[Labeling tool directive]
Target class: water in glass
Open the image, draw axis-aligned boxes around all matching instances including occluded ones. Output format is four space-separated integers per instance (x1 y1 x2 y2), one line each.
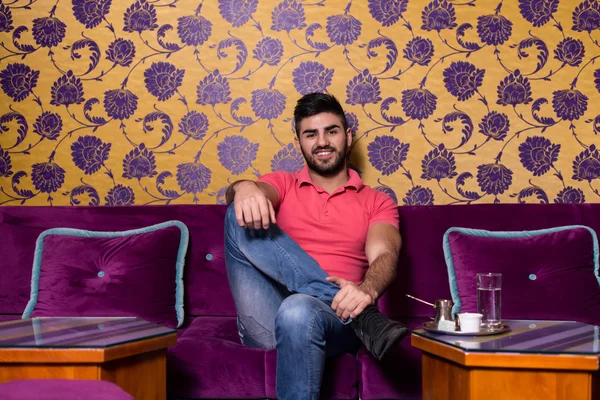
477 287 501 328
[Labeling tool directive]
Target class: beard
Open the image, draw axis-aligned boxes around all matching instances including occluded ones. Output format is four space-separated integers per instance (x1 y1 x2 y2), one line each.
300 142 348 177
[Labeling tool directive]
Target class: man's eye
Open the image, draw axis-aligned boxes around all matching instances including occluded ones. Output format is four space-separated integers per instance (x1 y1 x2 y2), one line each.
328 130 338 134
306 133 315 138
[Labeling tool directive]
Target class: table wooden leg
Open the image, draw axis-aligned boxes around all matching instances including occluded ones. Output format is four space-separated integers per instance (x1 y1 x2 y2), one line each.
0 364 98 382
100 349 167 400
422 353 597 400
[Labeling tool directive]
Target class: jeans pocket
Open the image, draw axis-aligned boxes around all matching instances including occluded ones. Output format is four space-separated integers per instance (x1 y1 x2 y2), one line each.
237 313 275 349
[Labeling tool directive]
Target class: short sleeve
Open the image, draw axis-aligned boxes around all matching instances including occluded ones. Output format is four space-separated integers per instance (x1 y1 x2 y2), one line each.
257 171 294 208
369 191 399 229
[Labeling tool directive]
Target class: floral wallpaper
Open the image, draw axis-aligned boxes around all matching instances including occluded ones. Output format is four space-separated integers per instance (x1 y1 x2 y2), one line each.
1 0 600 206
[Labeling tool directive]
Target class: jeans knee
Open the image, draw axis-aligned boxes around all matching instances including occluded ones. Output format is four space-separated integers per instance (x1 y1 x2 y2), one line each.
275 294 323 335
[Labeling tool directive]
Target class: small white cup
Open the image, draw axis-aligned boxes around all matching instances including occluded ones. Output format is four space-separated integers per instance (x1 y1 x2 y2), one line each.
457 313 482 333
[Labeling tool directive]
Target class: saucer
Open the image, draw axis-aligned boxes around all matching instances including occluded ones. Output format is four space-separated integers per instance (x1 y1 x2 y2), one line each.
422 321 511 336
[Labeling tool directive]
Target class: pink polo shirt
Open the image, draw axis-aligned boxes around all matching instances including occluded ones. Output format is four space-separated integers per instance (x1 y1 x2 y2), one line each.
257 167 399 285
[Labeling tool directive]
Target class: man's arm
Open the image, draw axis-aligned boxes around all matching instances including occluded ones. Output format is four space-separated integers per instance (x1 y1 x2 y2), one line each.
328 222 401 320
360 222 401 300
226 180 279 230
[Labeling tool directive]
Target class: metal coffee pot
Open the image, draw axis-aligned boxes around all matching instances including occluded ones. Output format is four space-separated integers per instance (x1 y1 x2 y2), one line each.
432 299 454 327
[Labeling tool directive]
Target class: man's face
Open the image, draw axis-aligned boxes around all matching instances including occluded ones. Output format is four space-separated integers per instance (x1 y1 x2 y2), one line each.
296 113 352 177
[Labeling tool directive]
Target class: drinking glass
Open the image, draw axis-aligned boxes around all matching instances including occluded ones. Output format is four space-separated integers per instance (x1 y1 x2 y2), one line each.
476 273 502 329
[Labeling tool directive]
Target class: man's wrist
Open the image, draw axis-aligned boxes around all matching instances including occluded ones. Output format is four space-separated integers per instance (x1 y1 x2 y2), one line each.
359 283 378 302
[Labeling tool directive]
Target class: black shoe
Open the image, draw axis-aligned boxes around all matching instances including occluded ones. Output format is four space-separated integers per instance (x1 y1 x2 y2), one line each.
351 305 408 361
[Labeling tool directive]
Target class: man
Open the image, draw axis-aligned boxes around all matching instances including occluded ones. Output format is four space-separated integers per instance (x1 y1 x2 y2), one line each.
224 93 407 400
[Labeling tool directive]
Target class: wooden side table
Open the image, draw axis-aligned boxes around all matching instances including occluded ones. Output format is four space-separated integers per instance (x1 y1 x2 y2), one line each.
0 317 177 400
412 320 600 400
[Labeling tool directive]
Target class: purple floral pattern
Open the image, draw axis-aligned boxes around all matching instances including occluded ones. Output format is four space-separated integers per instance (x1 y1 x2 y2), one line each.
105 185 135 205
326 13 362 46
442 61 485 101
402 88 437 120
32 17 67 47
477 163 513 195
271 0 306 32
552 89 588 121
479 112 510 141
104 89 138 120
554 38 585 67
122 143 157 180
72 0 112 29
218 135 259 175
106 39 136 67
404 37 434 66
346 70 382 106
0 149 12 178
421 144 457 181
497 70 533 106
477 14 512 46
32 162 66 193
219 0 258 27
33 112 62 140
196 71 232 106
254 37 284 66
403 186 434 206
179 111 208 140
572 145 600 182
71 135 111 175
0 4 14 33
555 187 585 204
292 61 333 95
177 162 211 197
271 143 304 172
143 62 184 101
0 64 39 102
251 88 286 119
421 0 457 32
50 71 85 106
572 0 600 33
177 15 212 46
2 1 600 206
518 136 560 176
368 135 409 176
369 0 407 27
519 0 558 27
123 0 158 33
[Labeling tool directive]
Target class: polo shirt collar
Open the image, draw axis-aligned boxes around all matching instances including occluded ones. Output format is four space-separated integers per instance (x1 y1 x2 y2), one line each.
297 166 364 191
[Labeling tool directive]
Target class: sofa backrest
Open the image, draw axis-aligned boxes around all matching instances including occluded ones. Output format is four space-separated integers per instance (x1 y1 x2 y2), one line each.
2 203 600 321
380 203 600 320
0 205 236 317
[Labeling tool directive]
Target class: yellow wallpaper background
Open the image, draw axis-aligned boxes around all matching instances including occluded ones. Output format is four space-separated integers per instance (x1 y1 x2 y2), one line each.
1 0 600 206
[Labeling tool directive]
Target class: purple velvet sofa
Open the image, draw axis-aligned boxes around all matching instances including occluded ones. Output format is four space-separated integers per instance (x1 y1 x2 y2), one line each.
1 203 599 399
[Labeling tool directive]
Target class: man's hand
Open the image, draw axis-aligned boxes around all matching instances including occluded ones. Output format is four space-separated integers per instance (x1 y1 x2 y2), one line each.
233 181 276 230
327 276 376 321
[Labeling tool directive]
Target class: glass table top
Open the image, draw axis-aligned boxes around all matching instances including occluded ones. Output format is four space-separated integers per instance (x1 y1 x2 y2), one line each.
0 317 175 348
413 320 600 355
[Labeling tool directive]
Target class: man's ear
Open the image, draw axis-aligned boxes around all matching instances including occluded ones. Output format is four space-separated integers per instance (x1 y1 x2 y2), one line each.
346 128 352 149
294 136 300 151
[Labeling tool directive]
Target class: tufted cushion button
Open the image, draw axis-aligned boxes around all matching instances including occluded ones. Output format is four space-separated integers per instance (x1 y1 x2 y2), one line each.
206 254 213 261
97 271 105 278
529 274 536 281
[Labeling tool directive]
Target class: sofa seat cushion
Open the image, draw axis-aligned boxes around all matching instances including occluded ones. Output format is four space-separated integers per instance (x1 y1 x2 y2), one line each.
168 316 359 399
443 225 600 324
359 318 426 400
0 379 133 400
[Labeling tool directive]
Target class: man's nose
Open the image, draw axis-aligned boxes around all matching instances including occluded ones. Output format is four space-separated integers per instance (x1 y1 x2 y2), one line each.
316 132 329 146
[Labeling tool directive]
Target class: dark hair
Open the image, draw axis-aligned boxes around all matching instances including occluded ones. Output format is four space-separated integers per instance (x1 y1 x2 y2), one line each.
293 93 347 137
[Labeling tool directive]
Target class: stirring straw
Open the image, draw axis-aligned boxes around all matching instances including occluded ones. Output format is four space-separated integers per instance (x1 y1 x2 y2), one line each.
405 294 436 308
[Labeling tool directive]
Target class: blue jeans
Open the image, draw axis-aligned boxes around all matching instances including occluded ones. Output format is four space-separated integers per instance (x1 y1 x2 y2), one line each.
224 205 361 400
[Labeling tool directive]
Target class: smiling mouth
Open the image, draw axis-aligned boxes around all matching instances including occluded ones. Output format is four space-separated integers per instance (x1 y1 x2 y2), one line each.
314 149 334 159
